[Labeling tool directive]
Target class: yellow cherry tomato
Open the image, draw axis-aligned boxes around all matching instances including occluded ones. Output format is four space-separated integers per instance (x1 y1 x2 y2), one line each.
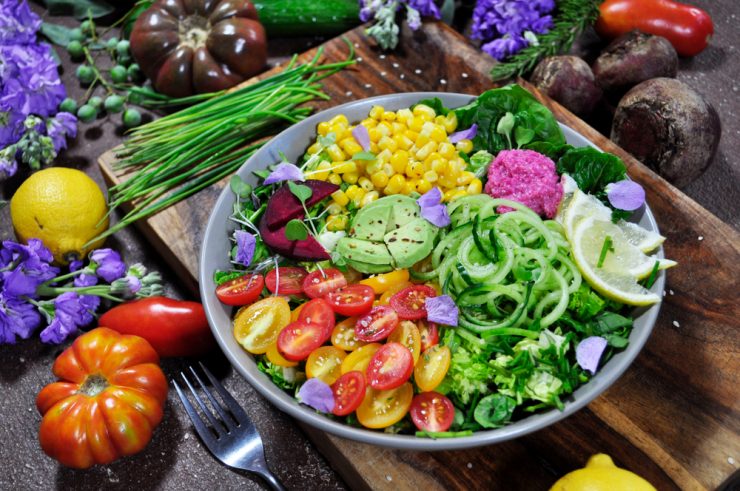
387 320 422 364
233 297 291 354
356 383 414 429
359 269 410 294
340 343 381 375
331 317 367 351
414 345 451 392
265 342 298 368
306 346 347 384
290 303 306 323
378 281 413 305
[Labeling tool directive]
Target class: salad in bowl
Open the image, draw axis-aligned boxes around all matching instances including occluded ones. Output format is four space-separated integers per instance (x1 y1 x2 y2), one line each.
199 85 673 449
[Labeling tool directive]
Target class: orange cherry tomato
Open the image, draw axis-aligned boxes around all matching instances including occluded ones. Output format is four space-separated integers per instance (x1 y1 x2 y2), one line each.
215 273 264 306
326 284 375 317
387 320 422 364
36 328 168 469
265 266 307 295
266 341 298 368
409 392 455 432
297 298 336 338
331 317 367 351
390 284 437 320
417 319 439 352
366 342 414 390
359 269 410 294
290 303 305 322
331 371 366 416
233 297 291 354
340 343 381 376
356 383 414 429
302 268 347 298
277 321 331 361
378 281 413 305
355 305 399 342
414 345 451 392
306 346 347 384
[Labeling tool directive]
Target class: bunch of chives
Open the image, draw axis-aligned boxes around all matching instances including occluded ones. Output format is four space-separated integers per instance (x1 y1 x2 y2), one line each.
88 46 354 245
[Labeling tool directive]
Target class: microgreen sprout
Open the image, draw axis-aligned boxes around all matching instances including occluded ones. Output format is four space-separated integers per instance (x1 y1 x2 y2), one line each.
597 235 614 268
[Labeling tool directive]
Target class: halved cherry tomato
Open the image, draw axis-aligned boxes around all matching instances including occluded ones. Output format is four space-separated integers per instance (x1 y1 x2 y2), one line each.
355 305 399 342
340 343 381 375
331 317 367 351
356 383 413 429
277 321 331 361
266 341 298 368
359 269 410 294
388 320 422 364
417 320 439 352
306 346 347 384
290 303 305 322
265 267 307 295
390 285 437 320
216 274 264 306
378 281 412 305
302 268 347 298
327 284 375 317
366 342 414 390
331 371 366 416
297 298 336 337
414 345 451 392
409 392 455 432
233 297 291 354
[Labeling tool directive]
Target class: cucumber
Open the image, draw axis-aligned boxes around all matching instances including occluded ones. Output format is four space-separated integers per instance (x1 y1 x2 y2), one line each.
254 0 361 37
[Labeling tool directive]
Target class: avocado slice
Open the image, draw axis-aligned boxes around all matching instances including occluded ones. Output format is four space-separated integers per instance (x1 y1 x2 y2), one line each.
349 200 393 241
386 194 421 231
384 218 436 269
346 259 395 274
336 237 393 265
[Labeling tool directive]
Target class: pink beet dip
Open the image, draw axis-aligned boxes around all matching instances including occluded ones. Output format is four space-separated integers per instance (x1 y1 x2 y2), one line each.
484 149 564 218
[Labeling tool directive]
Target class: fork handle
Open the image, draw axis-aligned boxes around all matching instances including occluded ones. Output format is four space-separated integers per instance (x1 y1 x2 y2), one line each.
255 469 286 491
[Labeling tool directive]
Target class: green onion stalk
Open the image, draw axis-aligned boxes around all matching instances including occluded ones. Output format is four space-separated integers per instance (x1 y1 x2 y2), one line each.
86 45 355 245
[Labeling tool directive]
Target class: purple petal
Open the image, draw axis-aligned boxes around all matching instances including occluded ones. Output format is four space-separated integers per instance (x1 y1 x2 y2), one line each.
297 377 335 413
425 295 458 326
263 163 304 185
576 336 608 375
421 204 451 228
351 125 371 151
606 180 645 211
417 186 443 208
90 249 126 283
234 230 256 267
449 124 478 143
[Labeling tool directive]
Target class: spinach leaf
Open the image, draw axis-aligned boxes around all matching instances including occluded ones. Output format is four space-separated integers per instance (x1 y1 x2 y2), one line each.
555 147 626 198
213 270 244 286
524 141 574 160
473 394 516 428
413 97 450 116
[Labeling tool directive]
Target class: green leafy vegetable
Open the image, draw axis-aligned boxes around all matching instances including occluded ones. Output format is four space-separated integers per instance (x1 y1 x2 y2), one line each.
413 97 451 117
524 141 574 160
257 358 303 390
597 235 614 268
230 175 253 199
351 151 376 161
285 219 308 241
213 270 246 286
42 0 115 19
40 22 77 47
288 180 313 204
468 150 494 178
556 147 627 198
473 394 516 428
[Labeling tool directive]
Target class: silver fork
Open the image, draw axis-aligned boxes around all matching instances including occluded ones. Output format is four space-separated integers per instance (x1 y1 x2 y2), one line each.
174 363 286 491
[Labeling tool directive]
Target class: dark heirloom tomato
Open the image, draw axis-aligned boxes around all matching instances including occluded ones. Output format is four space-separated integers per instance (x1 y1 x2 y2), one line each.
130 0 267 97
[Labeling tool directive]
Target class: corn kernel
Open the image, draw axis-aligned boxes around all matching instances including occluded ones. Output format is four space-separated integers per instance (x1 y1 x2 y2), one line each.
352 189 366 206
456 139 473 154
333 161 356 174
432 159 448 174
382 111 397 122
437 142 456 159
468 179 483 195
331 190 349 206
443 113 458 133
390 150 409 173
340 138 363 157
377 149 393 163
424 170 439 183
423 152 442 168
404 130 419 141
369 105 385 120
458 171 475 185
361 118 377 129
416 179 432 194
391 122 406 135
430 126 447 143
326 144 346 162
405 161 424 179
413 104 436 120
396 108 413 124
421 121 436 135
446 190 467 202
311 160 332 180
329 114 349 127
434 115 446 126
377 122 392 137
317 121 331 136
343 172 359 184
307 142 322 155
359 176 374 192
393 134 413 151
402 180 416 195
368 128 382 143
329 124 347 140
366 160 383 175
382 163 394 176
371 171 389 188
385 174 406 194
361 191 380 207
370 142 380 154
328 173 342 185
408 117 424 132
415 141 437 161
327 203 343 215
345 185 361 200
378 135 398 153
326 215 347 231
415 132 431 148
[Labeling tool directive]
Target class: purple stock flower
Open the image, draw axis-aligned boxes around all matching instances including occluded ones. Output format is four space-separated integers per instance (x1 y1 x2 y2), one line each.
0 0 42 45
576 336 608 375
263 162 304 185
407 0 440 18
417 187 451 228
351 124 371 151
297 378 335 413
1 43 66 118
91 249 127 283
449 124 478 143
482 34 529 61
39 292 90 343
234 230 256 267
0 292 41 343
46 112 77 152
0 152 18 179
471 0 555 60
606 180 645 211
74 272 100 323
425 295 458 326
0 239 58 298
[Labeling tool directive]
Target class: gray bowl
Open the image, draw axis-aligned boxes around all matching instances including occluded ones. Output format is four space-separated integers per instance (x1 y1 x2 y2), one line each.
199 92 664 450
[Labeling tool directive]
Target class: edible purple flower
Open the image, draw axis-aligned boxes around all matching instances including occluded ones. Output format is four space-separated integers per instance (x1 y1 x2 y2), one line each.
482 34 529 61
606 180 645 211
90 248 127 283
46 112 78 152
39 293 88 344
576 336 608 375
351 124 371 151
0 292 41 343
449 124 478 143
111 275 142 299
73 271 100 324
297 378 335 413
425 295 458 326
263 162 304 185
417 187 450 228
234 230 256 267
0 0 41 45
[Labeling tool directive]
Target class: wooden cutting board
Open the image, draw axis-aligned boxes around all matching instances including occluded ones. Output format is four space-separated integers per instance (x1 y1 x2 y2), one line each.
99 22 740 491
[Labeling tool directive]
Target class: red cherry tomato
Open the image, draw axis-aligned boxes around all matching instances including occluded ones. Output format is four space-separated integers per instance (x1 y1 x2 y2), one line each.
418 320 439 352
390 285 437 320
409 392 455 432
297 298 336 337
302 268 348 298
277 321 331 361
354 305 399 342
215 274 264 306
366 342 414 390
331 371 367 416
326 284 375 317
265 267 307 295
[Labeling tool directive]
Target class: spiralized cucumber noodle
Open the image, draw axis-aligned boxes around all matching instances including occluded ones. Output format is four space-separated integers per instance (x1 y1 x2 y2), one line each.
413 195 582 337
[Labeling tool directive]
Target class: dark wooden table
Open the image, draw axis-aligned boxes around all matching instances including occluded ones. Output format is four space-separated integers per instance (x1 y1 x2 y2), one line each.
1 1 738 490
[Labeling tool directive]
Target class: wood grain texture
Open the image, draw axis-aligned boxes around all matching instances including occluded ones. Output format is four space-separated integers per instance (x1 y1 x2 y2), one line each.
99 22 740 491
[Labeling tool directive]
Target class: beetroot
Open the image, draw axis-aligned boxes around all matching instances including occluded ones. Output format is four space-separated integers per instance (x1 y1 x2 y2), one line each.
259 216 330 261
264 180 338 231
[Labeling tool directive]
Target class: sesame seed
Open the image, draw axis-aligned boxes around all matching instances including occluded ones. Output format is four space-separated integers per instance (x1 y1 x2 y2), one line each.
392 62 400 68
662 290 666 297
354 43 359 48
672 320 680 328
345 91 353 97
400 74 405 79
698 236 704 241
357 57 363 62
364 83 372 89
729 457 736 465
462 72 469 78
381 71 387 77
440 79 447 85
669 289 674 295
380 54 386 59
386 475 393 482
415 69 422 74
467 462 473 469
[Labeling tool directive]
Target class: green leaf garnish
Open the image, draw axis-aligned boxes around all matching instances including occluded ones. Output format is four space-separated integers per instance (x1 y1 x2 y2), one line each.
352 151 376 161
287 180 312 204
285 219 308 241
318 132 336 148
597 235 614 268
229 175 253 198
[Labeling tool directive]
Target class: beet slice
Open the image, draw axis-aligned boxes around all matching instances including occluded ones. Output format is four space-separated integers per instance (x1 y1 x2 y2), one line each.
264 180 339 231
259 216 330 261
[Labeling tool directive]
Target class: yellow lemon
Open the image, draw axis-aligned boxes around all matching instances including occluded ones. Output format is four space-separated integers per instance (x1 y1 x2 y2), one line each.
10 168 109 264
550 454 656 491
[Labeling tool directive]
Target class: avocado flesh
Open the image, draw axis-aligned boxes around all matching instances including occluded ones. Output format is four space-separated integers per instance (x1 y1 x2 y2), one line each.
349 201 392 241
336 237 393 265
384 218 436 269
346 259 394 274
385 195 420 230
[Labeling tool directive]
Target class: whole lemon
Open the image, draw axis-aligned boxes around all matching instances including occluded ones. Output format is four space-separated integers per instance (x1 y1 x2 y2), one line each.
10 168 109 264
550 454 656 491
